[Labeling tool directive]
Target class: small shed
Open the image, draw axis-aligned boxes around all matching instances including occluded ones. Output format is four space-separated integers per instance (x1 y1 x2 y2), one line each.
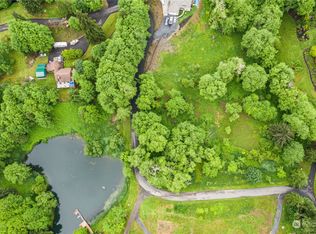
35 64 47 78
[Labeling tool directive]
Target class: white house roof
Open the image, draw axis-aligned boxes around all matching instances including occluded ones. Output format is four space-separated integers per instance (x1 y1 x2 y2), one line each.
160 0 193 16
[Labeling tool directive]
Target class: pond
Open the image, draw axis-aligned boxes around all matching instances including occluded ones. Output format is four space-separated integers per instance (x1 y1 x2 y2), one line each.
26 136 124 234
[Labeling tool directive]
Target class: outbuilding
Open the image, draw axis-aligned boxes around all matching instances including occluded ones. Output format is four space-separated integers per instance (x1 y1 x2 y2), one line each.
35 64 47 79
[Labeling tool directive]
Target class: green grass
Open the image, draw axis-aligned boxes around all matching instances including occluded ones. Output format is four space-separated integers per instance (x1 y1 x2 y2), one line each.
50 26 84 42
0 1 73 25
131 196 277 234
0 53 49 85
278 14 316 100
102 12 119 38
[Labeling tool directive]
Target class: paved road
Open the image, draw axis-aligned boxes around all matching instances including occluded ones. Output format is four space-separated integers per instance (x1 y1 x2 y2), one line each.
271 194 285 234
135 169 294 201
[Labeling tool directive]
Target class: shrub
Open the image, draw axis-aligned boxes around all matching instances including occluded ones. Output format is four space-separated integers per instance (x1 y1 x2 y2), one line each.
0 0 10 9
3 163 31 184
73 0 103 13
282 141 304 167
310 45 316 58
289 169 308 189
245 167 262 183
68 16 81 31
62 49 83 60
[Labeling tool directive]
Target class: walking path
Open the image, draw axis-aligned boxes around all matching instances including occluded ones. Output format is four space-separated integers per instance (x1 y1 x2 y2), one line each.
271 194 285 234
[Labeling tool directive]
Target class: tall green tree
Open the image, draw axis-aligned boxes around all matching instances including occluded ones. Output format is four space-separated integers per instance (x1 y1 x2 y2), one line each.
240 64 268 92
268 123 294 148
199 73 227 102
282 141 304 167
3 163 31 184
241 27 278 68
9 20 54 54
19 0 44 14
77 12 105 44
0 41 14 76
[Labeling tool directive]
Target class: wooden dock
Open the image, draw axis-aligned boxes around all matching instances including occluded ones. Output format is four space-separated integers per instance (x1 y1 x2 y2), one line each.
73 209 94 234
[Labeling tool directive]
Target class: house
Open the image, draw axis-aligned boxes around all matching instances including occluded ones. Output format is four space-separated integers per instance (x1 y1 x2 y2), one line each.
55 68 75 88
35 64 47 79
46 58 75 89
160 0 193 16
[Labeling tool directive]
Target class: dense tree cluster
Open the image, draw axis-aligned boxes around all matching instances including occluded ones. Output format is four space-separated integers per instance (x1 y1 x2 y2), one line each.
199 57 245 101
165 89 193 119
136 73 163 111
9 20 54 54
77 12 105 44
243 94 277 122
0 0 10 9
18 0 44 14
240 64 268 92
73 0 103 13
270 63 316 140
96 0 150 120
0 84 58 160
3 163 31 184
284 193 316 232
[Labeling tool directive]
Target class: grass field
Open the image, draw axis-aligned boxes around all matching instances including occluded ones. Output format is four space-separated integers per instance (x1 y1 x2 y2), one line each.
278 14 316 100
102 12 119 38
130 196 277 234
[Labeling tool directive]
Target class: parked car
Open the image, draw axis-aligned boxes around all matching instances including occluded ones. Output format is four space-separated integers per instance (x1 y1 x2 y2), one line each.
70 39 79 46
165 17 169 26
53 42 67 48
169 16 174 25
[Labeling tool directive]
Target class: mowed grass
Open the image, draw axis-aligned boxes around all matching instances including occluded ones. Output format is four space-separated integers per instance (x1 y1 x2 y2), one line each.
131 196 277 234
0 1 73 25
102 12 119 38
278 14 316 100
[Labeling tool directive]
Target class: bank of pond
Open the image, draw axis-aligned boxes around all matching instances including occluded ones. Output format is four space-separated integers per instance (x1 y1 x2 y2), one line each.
26 136 124 234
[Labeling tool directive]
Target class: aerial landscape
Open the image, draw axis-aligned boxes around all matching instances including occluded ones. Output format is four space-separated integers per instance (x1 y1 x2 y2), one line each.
0 0 315 233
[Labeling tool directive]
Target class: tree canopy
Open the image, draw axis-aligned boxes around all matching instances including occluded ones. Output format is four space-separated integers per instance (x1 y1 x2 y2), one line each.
9 20 54 54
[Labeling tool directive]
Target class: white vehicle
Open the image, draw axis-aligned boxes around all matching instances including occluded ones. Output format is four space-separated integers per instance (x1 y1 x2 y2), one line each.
169 16 174 25
164 17 169 26
53 42 67 48
70 39 79 46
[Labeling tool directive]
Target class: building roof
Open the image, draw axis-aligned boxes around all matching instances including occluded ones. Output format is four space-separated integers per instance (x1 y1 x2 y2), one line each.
55 68 72 83
47 60 63 73
161 0 193 16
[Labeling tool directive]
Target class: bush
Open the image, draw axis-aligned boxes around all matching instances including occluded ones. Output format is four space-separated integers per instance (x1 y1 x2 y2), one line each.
62 49 83 60
282 141 304 167
289 169 308 189
0 0 10 9
103 205 127 233
73 0 103 13
310 45 316 58
3 163 32 184
245 167 262 184
68 16 81 31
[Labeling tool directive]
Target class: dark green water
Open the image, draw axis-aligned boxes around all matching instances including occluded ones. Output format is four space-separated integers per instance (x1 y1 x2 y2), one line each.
26 136 124 234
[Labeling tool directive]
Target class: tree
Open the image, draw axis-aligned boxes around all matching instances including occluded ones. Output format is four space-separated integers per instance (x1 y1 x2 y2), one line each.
240 64 268 92
32 175 48 195
68 16 81 31
268 123 294 148
19 0 44 14
286 0 316 16
103 205 126 234
138 122 170 152
137 73 163 111
252 3 283 35
96 0 150 117
208 0 257 34
77 12 105 44
199 73 227 102
225 102 242 122
310 45 316 58
73 0 103 13
241 27 278 68
0 193 57 233
61 49 83 60
0 0 10 10
165 89 193 118
3 163 31 184
289 169 308 188
132 111 162 135
74 228 89 234
282 141 304 167
9 20 54 54
216 57 245 83
202 148 223 178
245 167 262 183
243 94 277 122
0 41 14 76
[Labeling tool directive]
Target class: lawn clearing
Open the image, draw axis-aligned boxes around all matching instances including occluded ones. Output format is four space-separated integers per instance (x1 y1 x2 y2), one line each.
132 196 277 234
278 14 316 100
102 12 119 38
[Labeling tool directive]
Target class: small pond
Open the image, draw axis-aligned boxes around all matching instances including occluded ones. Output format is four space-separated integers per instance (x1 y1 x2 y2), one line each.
26 136 124 234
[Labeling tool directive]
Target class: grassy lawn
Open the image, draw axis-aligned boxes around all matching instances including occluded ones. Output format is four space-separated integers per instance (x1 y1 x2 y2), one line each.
131 196 277 234
92 175 139 233
0 1 73 25
50 26 84 42
278 14 316 100
0 52 50 85
102 12 119 38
